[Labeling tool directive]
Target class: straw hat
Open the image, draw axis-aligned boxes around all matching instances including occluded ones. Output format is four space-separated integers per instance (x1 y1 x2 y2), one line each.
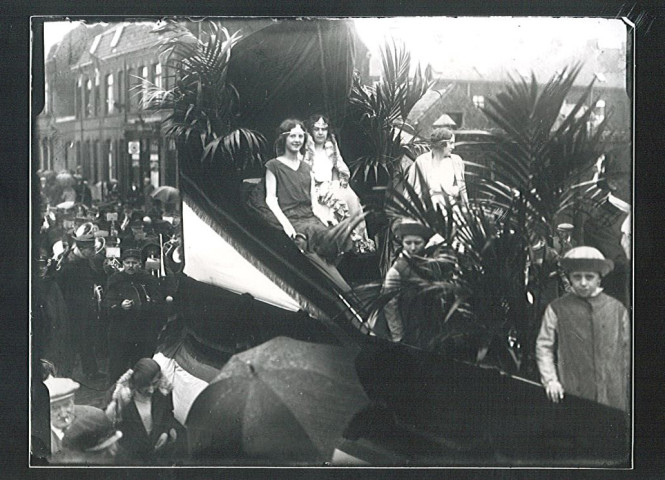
44 377 80 403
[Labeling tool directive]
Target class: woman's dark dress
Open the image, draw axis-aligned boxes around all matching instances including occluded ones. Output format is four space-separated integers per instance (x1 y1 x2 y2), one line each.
247 158 327 243
116 392 182 462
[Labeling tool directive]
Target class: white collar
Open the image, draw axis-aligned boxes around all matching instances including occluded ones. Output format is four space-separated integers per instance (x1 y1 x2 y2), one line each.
587 287 604 298
51 425 65 440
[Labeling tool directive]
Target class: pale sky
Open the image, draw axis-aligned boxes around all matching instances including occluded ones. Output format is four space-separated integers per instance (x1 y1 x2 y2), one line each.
42 17 628 74
354 17 627 69
43 19 81 57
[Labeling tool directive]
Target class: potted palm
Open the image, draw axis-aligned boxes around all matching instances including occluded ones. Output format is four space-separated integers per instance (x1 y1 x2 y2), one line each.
347 39 434 190
142 20 266 203
368 64 612 377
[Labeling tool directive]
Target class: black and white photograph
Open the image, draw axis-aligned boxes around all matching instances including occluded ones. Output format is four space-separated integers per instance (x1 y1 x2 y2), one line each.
29 15 635 468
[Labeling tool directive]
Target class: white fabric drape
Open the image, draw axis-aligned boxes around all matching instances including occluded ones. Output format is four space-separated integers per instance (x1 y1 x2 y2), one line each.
181 201 301 312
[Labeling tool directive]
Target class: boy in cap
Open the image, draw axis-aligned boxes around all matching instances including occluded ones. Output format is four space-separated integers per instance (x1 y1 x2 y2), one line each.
535 246 630 411
375 220 438 344
406 127 469 210
43 376 80 455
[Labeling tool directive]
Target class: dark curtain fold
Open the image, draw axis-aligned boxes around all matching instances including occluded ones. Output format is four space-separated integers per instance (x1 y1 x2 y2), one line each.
228 18 357 151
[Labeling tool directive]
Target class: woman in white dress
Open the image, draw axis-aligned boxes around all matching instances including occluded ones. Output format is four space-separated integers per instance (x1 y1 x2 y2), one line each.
304 114 374 254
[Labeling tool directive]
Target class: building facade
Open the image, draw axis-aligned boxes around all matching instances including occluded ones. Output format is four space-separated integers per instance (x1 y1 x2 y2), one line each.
36 22 178 200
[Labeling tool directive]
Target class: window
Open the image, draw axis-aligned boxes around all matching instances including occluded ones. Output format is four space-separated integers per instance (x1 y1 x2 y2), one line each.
140 65 149 109
472 95 485 109
83 140 91 180
93 70 101 117
105 74 114 114
44 81 49 114
85 78 92 117
75 141 81 169
42 138 49 171
127 68 135 111
153 63 162 89
117 70 123 108
108 139 116 181
74 78 81 118
93 140 100 183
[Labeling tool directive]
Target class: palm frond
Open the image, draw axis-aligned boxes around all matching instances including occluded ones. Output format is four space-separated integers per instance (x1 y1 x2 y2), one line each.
149 20 264 170
347 40 434 184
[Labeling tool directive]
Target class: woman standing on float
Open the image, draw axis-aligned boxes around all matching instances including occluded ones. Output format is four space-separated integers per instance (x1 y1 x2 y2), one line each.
304 114 374 254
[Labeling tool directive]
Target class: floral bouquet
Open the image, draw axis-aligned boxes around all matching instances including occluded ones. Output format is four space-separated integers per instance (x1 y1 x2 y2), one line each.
316 182 350 224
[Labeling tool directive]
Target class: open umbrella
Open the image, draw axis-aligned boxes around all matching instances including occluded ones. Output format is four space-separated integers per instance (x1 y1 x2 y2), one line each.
185 336 369 464
151 186 180 204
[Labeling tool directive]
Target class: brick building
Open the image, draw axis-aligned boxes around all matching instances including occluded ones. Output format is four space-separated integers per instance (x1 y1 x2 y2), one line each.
35 22 178 200
404 37 630 140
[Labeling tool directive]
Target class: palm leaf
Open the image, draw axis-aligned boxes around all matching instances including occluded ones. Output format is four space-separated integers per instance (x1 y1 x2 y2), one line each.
149 19 264 171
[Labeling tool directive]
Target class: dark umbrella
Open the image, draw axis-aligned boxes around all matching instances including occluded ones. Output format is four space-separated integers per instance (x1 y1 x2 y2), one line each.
185 336 369 464
151 186 180 204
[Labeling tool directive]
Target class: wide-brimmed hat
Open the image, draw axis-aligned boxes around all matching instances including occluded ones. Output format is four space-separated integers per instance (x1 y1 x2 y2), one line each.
394 220 434 241
62 406 123 452
44 377 80 403
71 222 102 244
558 246 614 276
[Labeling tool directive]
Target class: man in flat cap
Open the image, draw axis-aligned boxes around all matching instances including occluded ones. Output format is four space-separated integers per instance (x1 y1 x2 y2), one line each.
44 376 80 456
105 247 166 384
406 127 469 211
536 246 630 412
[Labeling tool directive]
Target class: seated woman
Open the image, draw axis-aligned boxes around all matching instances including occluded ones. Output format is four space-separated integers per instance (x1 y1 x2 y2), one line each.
305 114 374 254
105 358 182 463
247 118 351 261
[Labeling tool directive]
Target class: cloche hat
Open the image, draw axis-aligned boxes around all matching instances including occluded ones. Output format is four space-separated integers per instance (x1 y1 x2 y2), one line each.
558 246 614 276
394 220 434 241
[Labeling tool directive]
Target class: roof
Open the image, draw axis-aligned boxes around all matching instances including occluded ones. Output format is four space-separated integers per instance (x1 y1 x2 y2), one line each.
407 87 453 122
74 23 166 67
432 113 457 128
430 41 626 90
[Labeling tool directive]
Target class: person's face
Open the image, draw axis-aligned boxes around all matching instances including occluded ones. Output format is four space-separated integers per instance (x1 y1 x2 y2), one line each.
122 257 141 275
402 235 426 256
284 126 305 154
77 243 96 259
442 137 455 155
557 231 572 244
135 375 160 398
311 119 329 145
50 397 75 430
569 271 602 298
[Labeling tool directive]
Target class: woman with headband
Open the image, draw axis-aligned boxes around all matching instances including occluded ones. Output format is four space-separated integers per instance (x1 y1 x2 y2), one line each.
304 114 374 254
247 118 339 258
406 127 469 210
